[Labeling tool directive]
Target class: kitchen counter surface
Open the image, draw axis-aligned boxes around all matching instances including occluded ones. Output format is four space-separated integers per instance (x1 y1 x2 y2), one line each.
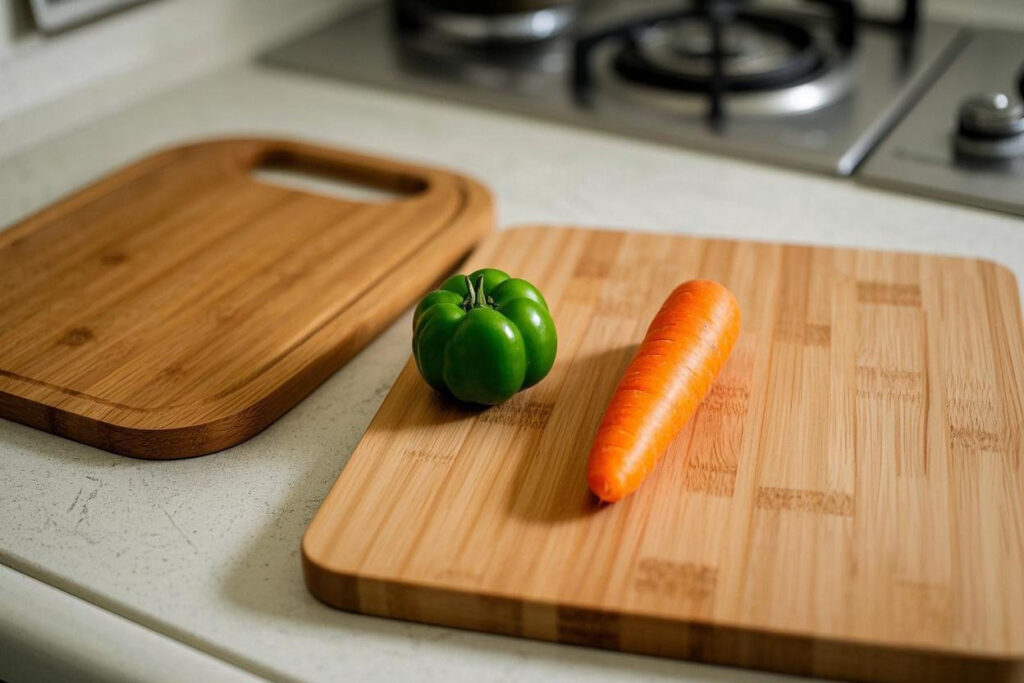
2 51 1023 682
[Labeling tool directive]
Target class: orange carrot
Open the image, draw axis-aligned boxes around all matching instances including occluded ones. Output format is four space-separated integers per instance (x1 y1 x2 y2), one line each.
587 280 741 503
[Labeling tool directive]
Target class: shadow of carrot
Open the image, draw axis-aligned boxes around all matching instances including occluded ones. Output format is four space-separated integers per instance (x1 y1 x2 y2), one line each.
504 344 637 524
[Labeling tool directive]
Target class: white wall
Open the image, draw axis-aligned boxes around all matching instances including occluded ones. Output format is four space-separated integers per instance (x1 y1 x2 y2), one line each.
0 0 356 122
0 0 33 58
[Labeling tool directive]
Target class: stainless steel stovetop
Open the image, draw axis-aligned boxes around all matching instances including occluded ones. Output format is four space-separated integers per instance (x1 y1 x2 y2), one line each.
263 1 1024 216
860 29 1024 217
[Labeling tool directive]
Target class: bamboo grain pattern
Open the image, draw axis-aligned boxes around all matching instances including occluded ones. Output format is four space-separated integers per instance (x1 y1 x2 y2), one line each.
304 226 1024 682
0 139 493 458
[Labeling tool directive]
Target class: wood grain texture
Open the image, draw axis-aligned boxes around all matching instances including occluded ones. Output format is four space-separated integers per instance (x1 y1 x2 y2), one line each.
304 226 1024 682
0 138 493 458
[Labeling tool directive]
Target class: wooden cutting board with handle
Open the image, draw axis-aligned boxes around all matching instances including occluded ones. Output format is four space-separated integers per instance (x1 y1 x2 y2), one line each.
0 138 492 458
304 226 1024 682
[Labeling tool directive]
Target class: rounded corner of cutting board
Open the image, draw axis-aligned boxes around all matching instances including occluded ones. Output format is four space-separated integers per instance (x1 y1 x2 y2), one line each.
981 256 1023 288
301 532 362 612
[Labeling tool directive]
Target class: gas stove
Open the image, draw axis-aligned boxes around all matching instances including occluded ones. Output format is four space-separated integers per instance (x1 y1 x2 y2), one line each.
264 0 1024 216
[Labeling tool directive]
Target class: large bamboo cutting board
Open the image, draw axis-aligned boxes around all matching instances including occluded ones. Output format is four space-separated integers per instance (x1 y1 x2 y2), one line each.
304 226 1024 682
0 139 491 458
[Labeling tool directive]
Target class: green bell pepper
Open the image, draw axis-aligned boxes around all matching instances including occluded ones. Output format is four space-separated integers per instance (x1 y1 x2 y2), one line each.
412 268 557 405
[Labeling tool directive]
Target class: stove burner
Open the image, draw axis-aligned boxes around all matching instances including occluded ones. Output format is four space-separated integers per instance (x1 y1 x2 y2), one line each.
592 37 851 118
574 2 858 120
401 0 575 43
614 14 825 93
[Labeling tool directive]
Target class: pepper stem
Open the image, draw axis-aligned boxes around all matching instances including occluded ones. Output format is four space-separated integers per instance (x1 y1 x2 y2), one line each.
474 275 487 309
461 274 494 311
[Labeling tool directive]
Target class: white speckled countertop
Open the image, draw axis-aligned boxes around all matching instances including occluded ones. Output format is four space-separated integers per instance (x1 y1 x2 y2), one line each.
1 45 1023 683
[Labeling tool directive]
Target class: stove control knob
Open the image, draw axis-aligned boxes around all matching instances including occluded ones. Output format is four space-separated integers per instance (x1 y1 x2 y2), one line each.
955 92 1024 159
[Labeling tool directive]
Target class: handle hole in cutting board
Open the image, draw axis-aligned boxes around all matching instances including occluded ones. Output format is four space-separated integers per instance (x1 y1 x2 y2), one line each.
251 150 427 203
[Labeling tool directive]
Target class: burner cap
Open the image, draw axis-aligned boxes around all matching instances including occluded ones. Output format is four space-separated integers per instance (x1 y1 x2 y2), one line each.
613 13 826 92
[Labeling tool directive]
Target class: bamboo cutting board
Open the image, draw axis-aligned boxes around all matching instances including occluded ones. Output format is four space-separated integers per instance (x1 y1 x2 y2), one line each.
304 226 1024 682
0 139 492 458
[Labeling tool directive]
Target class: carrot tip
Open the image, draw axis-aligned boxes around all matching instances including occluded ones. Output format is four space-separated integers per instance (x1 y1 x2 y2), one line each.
587 472 628 503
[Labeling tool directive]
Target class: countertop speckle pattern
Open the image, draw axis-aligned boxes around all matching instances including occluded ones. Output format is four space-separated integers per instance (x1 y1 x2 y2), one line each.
1 61 1022 682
